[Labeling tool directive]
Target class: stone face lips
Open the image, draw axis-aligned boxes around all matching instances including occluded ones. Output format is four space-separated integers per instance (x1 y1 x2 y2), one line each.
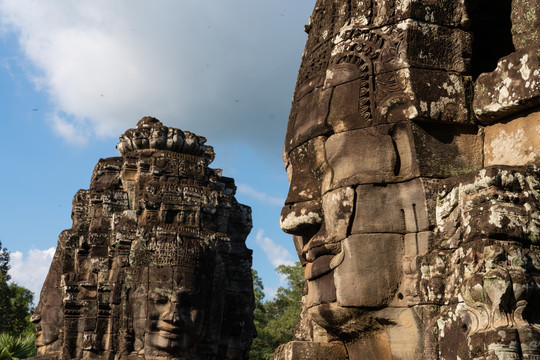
276 0 540 359
31 117 255 360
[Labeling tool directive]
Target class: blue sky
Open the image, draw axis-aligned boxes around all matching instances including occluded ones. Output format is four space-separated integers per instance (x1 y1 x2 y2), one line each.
0 0 315 300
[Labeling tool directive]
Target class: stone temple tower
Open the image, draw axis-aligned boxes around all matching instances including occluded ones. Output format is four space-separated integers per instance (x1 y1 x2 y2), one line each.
31 117 255 360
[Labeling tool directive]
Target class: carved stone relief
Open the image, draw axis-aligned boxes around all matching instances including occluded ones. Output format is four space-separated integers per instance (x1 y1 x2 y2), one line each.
276 1 540 359
31 117 255 360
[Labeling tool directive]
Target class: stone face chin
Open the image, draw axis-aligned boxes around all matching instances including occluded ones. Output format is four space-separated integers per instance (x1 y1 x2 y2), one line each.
31 118 255 360
275 0 540 359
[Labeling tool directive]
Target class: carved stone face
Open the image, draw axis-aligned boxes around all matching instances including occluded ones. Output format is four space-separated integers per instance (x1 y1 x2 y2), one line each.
128 265 210 356
279 9 480 339
280 47 422 330
277 0 540 357
32 287 63 353
280 127 408 333
145 272 205 351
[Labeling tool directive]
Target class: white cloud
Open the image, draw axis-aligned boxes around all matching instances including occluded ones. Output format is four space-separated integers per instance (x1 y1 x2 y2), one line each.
49 113 89 146
0 0 309 150
237 183 285 207
255 229 294 268
9 248 55 300
255 229 295 299
264 286 278 300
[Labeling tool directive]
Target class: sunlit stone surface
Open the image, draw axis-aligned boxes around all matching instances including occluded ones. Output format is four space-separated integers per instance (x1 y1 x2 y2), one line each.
275 1 540 359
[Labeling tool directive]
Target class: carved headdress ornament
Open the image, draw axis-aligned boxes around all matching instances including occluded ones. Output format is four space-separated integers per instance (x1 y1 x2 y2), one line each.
116 117 215 163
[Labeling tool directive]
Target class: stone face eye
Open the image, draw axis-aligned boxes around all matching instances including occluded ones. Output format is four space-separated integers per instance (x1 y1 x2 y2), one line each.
150 293 168 304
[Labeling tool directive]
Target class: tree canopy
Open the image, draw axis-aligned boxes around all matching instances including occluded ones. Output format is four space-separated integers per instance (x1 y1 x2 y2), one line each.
250 262 304 360
0 242 10 282
0 240 35 337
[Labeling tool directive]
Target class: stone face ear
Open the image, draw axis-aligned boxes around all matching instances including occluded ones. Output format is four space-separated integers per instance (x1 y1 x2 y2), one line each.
351 179 433 234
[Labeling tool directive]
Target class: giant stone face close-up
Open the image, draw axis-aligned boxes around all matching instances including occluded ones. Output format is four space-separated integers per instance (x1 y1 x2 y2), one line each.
276 0 540 359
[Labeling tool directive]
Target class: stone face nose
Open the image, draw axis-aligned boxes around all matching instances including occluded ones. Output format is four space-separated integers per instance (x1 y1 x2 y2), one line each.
280 199 322 236
172 313 183 326
161 301 179 322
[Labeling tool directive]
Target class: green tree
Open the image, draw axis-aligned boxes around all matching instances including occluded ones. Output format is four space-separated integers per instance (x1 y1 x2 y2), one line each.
0 240 12 334
0 241 35 337
0 273 11 333
250 262 304 360
6 284 35 336
0 242 10 282
252 269 266 331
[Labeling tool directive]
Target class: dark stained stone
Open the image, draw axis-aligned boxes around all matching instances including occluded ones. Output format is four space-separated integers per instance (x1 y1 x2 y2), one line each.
474 48 540 124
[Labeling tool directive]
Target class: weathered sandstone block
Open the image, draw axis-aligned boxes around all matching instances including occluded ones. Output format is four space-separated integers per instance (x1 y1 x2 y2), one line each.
375 68 473 125
351 179 434 234
334 234 404 307
474 49 540 124
284 136 327 204
271 341 347 360
284 88 332 154
484 110 540 166
511 0 540 51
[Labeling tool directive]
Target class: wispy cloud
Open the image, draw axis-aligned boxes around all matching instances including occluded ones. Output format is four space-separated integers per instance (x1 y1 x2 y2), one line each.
0 0 308 151
237 183 285 207
9 248 55 300
255 229 296 299
264 286 278 300
49 113 89 146
255 229 294 268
